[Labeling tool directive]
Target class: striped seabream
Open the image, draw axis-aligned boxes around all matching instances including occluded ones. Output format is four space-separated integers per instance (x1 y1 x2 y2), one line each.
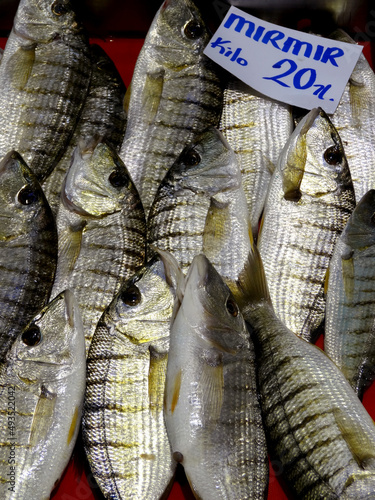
325 189 375 399
42 43 127 214
119 0 224 215
51 138 146 354
164 254 268 500
0 0 91 181
219 77 293 239
0 290 86 499
147 127 252 292
257 107 355 342
238 245 375 499
83 256 176 500
0 151 57 362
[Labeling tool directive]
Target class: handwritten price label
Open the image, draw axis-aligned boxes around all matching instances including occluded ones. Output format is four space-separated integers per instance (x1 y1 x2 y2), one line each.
204 7 363 113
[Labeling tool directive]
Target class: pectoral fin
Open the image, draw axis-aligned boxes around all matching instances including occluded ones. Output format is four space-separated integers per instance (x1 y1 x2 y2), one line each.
29 385 57 446
58 221 86 276
198 355 224 426
148 351 168 416
142 70 165 123
7 45 36 90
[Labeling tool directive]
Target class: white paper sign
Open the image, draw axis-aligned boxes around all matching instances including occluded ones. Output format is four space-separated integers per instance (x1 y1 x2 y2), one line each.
204 7 363 113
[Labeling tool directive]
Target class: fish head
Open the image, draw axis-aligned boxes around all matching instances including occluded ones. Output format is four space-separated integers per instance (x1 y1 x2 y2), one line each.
14 0 83 43
164 127 241 197
179 254 249 354
62 137 142 217
149 0 211 66
0 151 50 240
281 107 352 202
8 290 85 386
343 189 375 249
106 256 175 346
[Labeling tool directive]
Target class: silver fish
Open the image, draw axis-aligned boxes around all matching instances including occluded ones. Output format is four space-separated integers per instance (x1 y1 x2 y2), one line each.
51 138 146 354
83 256 176 500
329 30 375 202
0 0 91 181
42 43 127 214
219 77 293 239
147 127 252 292
164 253 268 500
0 150 57 361
237 245 375 500
0 290 86 499
257 107 355 342
325 189 375 399
120 0 224 215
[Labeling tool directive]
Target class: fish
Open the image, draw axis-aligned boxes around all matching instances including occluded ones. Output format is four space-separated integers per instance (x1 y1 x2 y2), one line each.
325 189 375 399
0 0 92 182
119 0 224 215
257 107 355 342
329 30 375 202
147 127 253 292
0 150 57 362
51 137 146 354
164 253 269 500
236 244 375 500
83 256 176 500
42 43 127 214
0 289 86 499
219 77 293 239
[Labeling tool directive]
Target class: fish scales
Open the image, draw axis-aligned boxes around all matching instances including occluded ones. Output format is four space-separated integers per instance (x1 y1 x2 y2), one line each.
120 0 224 215
238 246 375 499
0 151 57 361
257 107 355 341
148 127 252 291
0 290 86 499
0 0 92 182
83 258 176 499
329 30 375 202
51 140 146 354
164 254 268 500
219 78 293 238
325 189 375 398
42 44 127 214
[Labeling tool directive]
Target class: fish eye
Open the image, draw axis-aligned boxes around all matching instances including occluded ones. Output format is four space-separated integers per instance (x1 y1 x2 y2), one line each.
226 298 238 317
108 169 128 188
51 0 69 16
120 285 142 306
17 185 38 205
324 146 343 165
21 324 42 346
184 20 204 40
181 148 201 167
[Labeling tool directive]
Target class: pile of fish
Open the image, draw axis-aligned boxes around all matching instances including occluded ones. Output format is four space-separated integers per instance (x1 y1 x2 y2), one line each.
0 0 375 499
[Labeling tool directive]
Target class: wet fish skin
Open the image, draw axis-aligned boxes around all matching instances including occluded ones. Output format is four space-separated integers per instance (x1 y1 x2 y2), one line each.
325 189 375 399
42 43 127 214
0 0 91 181
329 30 375 202
147 127 252 291
83 256 176 500
237 246 375 500
257 107 355 342
219 77 293 239
0 290 86 499
0 150 57 362
51 138 146 354
120 0 224 215
164 254 269 500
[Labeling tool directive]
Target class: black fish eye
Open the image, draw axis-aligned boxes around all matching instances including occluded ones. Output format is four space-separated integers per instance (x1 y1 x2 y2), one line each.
184 20 203 39
181 148 201 167
324 146 343 165
17 185 38 205
51 0 69 15
120 285 141 306
226 298 238 317
21 324 42 346
108 169 128 188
